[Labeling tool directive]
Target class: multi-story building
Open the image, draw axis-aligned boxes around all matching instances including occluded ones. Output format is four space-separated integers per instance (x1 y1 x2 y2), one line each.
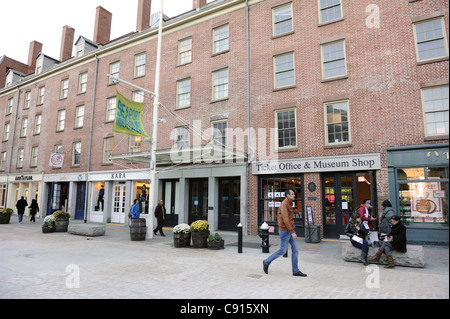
1 0 448 244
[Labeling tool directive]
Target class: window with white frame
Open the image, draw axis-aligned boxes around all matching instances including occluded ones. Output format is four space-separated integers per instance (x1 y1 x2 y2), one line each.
319 0 342 24
78 72 88 94
17 148 24 168
321 40 347 79
37 87 45 105
212 68 229 100
129 136 142 153
109 61 120 84
3 123 10 141
57 109 66 131
60 79 69 99
36 56 43 75
76 43 84 58
24 91 31 109
7 98 13 115
274 52 295 89
0 152 6 171
20 118 28 137
421 85 449 136
213 24 229 54
134 53 146 77
103 137 114 164
72 142 81 165
275 108 297 149
132 90 145 103
273 3 293 36
324 100 351 145
178 37 192 65
55 144 63 154
176 126 189 148
75 105 85 128
212 120 228 147
31 146 38 167
177 78 191 108
34 114 42 135
413 17 449 62
106 97 116 122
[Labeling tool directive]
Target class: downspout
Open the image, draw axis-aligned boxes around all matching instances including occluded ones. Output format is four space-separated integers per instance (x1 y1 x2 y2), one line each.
4 87 21 209
84 54 99 223
245 0 255 235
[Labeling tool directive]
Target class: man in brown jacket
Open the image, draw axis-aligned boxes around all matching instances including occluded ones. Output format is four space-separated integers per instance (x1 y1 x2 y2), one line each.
263 189 307 277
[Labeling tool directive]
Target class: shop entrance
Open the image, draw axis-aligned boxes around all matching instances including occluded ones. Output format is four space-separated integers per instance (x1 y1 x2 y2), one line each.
111 182 126 224
189 178 208 224
218 177 241 231
47 182 69 215
163 179 179 227
322 172 376 238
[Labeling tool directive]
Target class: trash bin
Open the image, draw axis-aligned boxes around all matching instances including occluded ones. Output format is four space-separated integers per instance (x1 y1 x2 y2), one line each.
305 225 321 243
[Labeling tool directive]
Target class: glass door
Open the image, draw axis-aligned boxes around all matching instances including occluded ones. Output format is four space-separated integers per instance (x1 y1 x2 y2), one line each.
163 180 179 227
218 177 241 231
189 179 208 224
111 183 126 224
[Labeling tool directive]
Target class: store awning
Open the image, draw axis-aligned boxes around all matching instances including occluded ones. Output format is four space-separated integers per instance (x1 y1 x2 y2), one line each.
108 145 247 166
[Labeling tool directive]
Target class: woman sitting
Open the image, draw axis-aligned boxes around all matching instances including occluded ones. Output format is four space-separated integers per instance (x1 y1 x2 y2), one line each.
345 212 369 266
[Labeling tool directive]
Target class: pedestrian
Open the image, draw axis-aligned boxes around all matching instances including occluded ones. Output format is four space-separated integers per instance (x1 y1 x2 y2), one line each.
29 199 39 223
131 199 140 218
357 199 376 231
379 200 395 235
345 212 369 265
371 216 407 268
153 199 166 236
263 189 307 277
16 196 28 224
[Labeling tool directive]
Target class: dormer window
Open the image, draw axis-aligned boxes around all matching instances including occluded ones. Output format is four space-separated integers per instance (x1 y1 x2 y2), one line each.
76 43 84 58
36 55 43 75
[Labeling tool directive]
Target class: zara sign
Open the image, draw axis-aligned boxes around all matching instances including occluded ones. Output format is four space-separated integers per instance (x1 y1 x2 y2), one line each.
252 153 381 175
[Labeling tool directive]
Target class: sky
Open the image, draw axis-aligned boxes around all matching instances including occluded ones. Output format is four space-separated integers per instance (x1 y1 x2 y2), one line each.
0 0 211 64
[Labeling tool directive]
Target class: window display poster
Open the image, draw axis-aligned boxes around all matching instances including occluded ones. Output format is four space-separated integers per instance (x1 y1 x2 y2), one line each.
410 182 442 218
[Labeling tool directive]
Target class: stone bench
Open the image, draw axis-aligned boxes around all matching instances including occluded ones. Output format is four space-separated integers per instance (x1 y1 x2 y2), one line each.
68 224 106 237
342 242 425 268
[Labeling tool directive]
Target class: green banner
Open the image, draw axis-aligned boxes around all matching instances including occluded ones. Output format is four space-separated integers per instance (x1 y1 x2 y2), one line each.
113 92 149 137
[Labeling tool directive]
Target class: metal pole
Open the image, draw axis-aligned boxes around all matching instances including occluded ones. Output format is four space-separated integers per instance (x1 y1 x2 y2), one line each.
147 0 164 239
237 223 243 253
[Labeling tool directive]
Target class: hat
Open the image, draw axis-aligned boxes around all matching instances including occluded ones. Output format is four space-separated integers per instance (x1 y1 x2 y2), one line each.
391 216 400 221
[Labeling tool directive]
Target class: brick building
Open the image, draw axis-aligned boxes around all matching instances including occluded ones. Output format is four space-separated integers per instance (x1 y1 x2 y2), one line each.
0 0 448 244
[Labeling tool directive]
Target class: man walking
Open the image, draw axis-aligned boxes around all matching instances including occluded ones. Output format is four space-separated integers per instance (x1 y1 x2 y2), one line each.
153 199 166 236
16 196 28 224
263 189 307 277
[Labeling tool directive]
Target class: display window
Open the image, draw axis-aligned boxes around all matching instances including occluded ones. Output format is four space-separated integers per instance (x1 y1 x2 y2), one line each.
397 167 448 224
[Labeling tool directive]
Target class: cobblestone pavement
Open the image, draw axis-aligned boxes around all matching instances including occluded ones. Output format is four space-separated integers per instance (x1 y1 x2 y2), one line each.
0 217 448 301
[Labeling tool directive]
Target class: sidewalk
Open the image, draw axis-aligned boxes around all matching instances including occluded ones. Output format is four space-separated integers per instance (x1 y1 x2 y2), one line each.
0 216 448 299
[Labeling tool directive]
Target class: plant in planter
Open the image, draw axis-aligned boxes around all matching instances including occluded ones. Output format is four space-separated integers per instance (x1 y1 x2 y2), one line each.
207 232 225 250
0 208 14 224
42 215 56 233
190 220 210 248
52 210 71 232
173 223 191 248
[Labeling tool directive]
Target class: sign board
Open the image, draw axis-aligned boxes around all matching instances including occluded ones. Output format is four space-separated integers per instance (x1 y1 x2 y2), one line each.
49 153 64 168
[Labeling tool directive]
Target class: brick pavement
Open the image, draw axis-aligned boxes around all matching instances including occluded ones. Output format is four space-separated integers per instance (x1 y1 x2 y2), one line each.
0 217 448 301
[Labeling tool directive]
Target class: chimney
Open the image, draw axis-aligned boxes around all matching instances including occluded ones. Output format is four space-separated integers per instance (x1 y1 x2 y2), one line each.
193 0 207 10
93 6 112 45
59 25 75 62
137 0 151 31
27 40 43 74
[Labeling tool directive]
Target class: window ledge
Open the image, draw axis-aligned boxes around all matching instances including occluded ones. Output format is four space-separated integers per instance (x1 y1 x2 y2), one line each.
318 17 344 27
321 75 348 83
416 56 449 66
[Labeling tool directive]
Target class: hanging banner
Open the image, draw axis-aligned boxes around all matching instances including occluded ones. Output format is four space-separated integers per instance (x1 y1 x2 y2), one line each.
113 92 149 137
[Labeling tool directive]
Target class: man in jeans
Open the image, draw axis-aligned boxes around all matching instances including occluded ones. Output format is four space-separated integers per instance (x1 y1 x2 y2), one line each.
263 189 307 277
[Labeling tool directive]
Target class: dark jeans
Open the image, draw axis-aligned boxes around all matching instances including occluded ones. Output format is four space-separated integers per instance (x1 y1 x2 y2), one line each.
30 213 36 222
351 238 369 254
153 218 165 235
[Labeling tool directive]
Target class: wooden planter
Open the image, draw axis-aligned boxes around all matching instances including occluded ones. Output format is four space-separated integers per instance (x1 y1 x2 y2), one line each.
42 225 55 233
191 231 210 248
173 233 191 248
130 218 146 241
207 240 225 250
0 214 11 224
55 219 69 232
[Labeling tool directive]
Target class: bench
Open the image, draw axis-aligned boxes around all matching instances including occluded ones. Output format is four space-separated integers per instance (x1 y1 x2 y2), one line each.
68 224 106 237
342 242 425 268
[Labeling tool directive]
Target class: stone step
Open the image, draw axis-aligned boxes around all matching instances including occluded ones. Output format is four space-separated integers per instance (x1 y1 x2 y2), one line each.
68 224 106 237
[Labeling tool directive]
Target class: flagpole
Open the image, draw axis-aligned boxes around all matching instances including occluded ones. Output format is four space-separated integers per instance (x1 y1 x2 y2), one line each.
147 0 164 239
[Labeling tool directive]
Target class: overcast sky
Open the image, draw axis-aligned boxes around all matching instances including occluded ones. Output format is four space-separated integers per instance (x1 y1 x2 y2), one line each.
1 0 210 64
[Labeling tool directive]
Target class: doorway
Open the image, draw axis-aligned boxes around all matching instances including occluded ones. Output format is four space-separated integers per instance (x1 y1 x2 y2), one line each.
218 177 241 231
322 172 376 238
189 178 208 224
111 182 126 224
163 179 179 227
47 182 69 216
75 182 85 220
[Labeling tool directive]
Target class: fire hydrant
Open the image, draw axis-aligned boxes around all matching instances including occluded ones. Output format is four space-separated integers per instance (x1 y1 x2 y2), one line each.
259 222 271 253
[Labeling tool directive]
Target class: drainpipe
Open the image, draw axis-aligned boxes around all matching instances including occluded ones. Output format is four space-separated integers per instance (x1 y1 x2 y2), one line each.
245 0 255 236
4 87 22 210
84 54 99 223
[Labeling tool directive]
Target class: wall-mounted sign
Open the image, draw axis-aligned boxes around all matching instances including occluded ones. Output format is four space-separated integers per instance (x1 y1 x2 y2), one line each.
49 153 64 168
252 153 381 175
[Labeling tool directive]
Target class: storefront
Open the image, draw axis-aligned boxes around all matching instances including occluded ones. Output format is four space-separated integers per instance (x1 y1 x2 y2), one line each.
387 144 449 244
253 153 381 239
